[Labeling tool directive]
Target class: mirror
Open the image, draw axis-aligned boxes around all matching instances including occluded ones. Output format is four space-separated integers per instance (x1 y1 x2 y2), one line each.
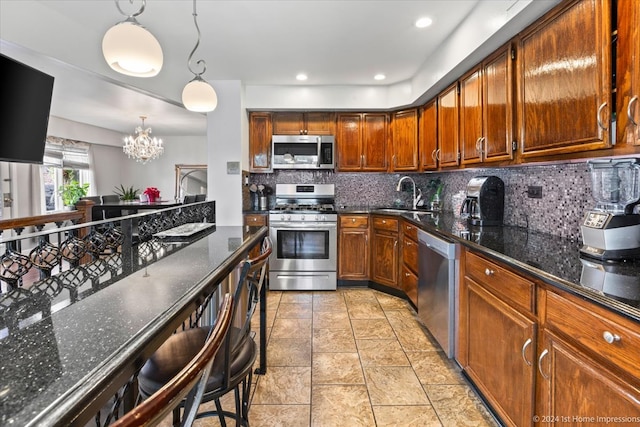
174 164 207 202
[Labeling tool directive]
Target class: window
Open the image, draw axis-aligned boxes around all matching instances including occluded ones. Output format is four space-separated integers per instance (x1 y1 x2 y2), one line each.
42 138 92 212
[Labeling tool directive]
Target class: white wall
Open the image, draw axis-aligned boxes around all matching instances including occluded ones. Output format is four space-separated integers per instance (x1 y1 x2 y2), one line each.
208 81 243 226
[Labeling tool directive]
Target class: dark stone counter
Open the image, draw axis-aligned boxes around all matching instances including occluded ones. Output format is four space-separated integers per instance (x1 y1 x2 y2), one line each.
339 207 640 323
0 225 267 426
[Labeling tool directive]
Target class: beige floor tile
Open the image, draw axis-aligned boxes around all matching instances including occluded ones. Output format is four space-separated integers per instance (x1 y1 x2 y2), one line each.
373 405 443 427
394 327 440 351
364 366 429 405
312 298 347 312
358 348 410 367
343 288 378 302
355 338 403 352
267 337 312 367
312 310 351 329
280 292 313 304
375 293 411 310
252 366 311 405
405 351 465 385
311 384 376 427
270 318 312 339
276 302 313 319
425 384 499 427
312 328 356 352
351 318 395 339
347 302 386 319
249 404 310 427
266 291 282 310
312 352 364 384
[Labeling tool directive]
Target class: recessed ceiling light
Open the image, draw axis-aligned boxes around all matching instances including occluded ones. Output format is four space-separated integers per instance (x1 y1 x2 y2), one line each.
415 17 433 28
374 74 386 81
296 73 308 81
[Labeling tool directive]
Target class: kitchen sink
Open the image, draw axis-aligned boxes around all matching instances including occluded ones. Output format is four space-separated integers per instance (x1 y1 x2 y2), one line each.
373 208 435 215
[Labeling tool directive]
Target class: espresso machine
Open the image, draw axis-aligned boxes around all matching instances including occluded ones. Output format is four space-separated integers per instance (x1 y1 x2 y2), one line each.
460 176 505 226
580 158 640 261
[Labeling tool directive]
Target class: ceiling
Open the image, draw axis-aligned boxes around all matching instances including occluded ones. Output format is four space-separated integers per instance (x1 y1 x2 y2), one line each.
0 0 560 138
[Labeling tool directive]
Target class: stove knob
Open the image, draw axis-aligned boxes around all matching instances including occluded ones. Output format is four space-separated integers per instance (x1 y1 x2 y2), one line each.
315 215 320 221
281 215 286 221
301 215 305 221
286 215 292 221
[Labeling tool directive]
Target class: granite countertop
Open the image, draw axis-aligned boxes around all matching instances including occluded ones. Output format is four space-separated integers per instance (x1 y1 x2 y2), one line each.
0 225 267 426
338 207 640 323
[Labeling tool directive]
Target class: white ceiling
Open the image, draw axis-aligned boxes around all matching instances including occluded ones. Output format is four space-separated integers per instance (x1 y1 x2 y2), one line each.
0 0 560 137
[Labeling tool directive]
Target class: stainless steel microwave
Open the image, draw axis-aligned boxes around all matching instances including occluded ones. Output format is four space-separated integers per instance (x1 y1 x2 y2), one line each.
272 135 335 170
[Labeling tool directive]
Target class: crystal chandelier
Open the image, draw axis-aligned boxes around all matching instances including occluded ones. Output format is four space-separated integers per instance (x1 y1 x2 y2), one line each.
123 116 164 164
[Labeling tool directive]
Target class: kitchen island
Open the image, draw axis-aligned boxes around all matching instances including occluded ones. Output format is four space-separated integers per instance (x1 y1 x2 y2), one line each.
0 224 267 426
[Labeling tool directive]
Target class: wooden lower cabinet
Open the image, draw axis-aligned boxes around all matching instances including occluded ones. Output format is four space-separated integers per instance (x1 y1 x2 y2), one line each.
371 215 399 288
243 213 268 258
338 214 369 280
536 329 640 422
461 277 536 427
400 220 419 306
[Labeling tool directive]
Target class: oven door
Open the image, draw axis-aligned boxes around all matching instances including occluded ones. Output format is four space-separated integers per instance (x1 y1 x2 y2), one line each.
269 221 337 272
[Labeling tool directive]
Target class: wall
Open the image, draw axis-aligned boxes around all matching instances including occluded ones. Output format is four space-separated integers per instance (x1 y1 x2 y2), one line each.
250 160 603 241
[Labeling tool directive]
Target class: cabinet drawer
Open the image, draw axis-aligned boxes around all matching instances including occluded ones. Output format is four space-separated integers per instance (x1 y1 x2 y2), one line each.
340 215 369 228
401 264 418 306
244 214 267 226
402 221 418 241
402 237 418 274
372 216 399 232
465 250 535 313
544 290 640 378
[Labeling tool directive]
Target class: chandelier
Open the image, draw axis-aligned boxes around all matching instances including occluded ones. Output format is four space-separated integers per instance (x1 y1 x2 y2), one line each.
182 0 218 112
123 116 164 164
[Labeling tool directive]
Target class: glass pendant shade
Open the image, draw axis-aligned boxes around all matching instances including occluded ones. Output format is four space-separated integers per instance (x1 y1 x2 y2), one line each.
102 21 163 77
182 76 218 112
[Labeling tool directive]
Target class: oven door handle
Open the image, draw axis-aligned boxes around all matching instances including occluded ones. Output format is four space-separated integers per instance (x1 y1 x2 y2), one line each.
270 222 337 230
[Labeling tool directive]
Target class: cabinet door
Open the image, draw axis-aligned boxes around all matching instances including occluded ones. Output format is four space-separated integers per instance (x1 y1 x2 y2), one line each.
419 100 438 171
483 45 515 162
371 230 398 288
616 0 640 146
537 330 640 422
336 114 363 171
362 113 388 171
518 0 611 157
460 67 483 165
305 112 336 135
272 112 305 135
249 112 272 172
463 278 536 427
438 83 460 167
400 264 418 307
338 228 369 280
390 109 418 171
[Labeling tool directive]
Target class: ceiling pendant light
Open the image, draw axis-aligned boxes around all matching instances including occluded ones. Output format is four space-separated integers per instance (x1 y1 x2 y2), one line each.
182 0 218 112
102 0 163 77
123 116 164 164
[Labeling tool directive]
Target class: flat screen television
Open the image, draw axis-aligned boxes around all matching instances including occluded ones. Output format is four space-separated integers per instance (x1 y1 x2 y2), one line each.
0 53 55 164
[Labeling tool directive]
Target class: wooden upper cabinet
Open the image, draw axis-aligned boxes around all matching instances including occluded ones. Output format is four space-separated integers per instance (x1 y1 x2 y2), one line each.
616 0 640 146
248 112 272 173
517 0 612 158
419 100 438 171
336 113 388 172
482 45 515 162
390 109 418 171
438 82 460 167
272 111 335 135
460 66 484 165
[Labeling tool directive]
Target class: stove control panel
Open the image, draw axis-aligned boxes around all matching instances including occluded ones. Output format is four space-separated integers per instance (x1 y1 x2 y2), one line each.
583 211 611 229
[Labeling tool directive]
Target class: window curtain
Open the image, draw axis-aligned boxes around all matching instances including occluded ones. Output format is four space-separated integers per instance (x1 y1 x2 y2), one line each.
43 137 91 170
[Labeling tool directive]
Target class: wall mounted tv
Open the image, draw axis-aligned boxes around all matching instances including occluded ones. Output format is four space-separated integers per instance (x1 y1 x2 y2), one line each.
0 53 55 164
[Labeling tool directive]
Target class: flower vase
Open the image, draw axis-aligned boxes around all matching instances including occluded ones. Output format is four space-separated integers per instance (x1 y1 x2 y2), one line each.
147 195 156 203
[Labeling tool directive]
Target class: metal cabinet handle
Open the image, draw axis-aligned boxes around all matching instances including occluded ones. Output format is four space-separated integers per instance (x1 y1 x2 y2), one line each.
431 149 437 161
603 331 621 344
394 240 398 248
479 137 485 154
485 268 494 276
538 349 549 379
597 102 608 130
435 149 441 161
521 338 532 366
382 220 386 224
628 96 638 126
405 272 410 277
352 218 356 223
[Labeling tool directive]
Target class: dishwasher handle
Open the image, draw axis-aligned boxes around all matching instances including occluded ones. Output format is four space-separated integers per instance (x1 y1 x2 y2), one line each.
418 229 457 259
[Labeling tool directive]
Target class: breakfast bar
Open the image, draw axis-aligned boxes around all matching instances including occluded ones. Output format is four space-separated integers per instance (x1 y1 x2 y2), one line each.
0 223 268 426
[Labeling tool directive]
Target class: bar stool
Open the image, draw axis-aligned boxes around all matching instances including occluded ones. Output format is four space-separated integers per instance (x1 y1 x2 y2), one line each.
112 293 234 427
137 237 272 426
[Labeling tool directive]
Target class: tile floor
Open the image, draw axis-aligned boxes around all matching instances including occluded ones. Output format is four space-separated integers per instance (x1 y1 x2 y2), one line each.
179 287 499 427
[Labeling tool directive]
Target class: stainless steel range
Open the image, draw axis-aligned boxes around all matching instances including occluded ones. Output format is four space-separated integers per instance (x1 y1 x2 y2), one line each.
268 184 337 291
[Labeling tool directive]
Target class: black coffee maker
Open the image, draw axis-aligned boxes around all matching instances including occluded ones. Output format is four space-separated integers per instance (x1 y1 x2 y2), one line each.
460 176 505 226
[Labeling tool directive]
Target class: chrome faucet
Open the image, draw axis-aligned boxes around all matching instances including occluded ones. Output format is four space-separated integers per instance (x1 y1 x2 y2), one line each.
396 176 422 210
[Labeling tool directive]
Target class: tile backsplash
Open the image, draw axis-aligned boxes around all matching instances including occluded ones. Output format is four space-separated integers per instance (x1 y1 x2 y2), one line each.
249 160 607 241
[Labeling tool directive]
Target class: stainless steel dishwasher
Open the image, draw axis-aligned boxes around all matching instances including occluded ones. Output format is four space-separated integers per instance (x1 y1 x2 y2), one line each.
418 229 458 358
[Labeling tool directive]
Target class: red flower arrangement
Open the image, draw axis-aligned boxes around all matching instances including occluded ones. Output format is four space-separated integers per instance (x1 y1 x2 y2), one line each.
143 187 160 202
